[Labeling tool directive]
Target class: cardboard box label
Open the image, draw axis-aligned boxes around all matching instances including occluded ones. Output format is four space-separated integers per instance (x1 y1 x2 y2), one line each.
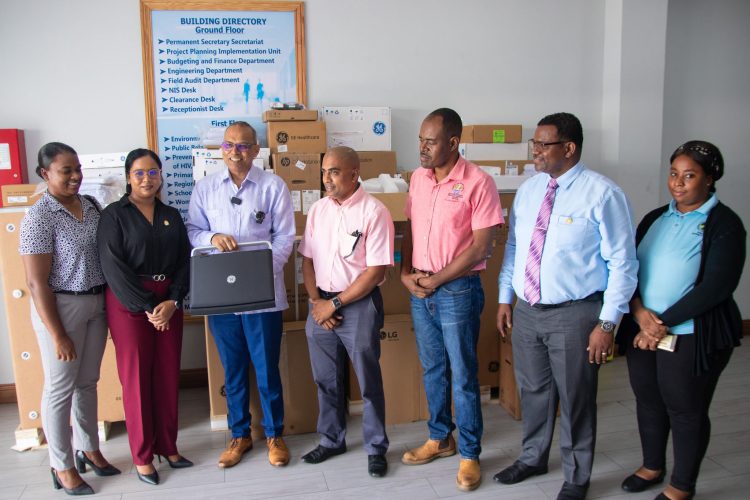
291 191 302 212
302 190 320 215
295 160 306 171
493 130 506 143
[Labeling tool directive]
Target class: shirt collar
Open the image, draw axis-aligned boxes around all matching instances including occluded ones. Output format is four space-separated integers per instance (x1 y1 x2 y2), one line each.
666 193 718 217
220 165 260 186
330 183 365 208
423 156 467 184
120 193 165 208
550 162 584 190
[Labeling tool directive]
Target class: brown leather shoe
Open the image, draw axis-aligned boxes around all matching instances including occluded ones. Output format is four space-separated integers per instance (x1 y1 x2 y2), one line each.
267 437 290 467
401 435 456 465
456 458 481 492
218 437 253 468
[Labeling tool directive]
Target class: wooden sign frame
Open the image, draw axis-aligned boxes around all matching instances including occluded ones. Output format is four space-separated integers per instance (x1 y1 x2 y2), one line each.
139 0 307 152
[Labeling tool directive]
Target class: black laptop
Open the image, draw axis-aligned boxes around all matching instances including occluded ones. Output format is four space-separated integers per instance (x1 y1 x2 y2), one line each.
186 241 276 315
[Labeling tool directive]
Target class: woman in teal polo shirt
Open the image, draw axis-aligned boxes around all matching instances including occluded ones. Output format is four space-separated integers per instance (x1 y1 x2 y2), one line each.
616 140 745 500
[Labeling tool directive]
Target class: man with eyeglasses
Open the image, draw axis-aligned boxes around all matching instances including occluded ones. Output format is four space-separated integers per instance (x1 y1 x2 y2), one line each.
400 108 503 492
494 112 637 499
297 146 394 477
186 121 295 469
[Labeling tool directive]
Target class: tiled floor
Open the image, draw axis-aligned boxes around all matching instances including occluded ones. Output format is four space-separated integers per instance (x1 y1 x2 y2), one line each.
1 346 749 499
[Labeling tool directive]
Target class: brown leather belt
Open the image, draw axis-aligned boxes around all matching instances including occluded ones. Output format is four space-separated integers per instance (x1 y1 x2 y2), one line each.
411 268 479 277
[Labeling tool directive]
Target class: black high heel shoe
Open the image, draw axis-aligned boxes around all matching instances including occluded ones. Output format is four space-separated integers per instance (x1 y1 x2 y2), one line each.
50 468 94 496
75 450 122 476
157 454 194 469
136 468 160 485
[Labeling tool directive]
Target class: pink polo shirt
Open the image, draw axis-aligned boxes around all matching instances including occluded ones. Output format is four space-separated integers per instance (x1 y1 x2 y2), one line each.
405 156 503 273
299 185 395 293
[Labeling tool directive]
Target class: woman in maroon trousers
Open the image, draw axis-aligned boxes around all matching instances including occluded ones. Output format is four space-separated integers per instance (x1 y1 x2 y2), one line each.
97 148 192 485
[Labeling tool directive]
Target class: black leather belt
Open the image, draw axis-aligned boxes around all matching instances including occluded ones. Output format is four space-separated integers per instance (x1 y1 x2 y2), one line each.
55 285 105 296
530 291 603 310
317 288 341 300
138 274 169 281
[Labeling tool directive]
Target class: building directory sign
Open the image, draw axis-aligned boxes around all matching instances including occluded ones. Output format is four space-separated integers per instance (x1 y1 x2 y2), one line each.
140 1 306 218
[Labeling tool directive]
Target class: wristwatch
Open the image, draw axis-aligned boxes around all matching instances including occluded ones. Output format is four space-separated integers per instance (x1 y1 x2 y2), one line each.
331 296 343 310
174 300 181 310
597 319 616 333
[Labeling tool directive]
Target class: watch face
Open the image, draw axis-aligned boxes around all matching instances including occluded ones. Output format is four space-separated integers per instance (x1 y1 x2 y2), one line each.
600 320 615 332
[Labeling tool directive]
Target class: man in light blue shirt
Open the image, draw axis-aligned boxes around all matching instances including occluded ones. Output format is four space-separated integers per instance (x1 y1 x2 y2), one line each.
494 113 637 500
186 121 295 469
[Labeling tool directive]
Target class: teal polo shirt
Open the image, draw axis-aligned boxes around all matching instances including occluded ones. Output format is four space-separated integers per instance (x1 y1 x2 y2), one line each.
636 195 717 334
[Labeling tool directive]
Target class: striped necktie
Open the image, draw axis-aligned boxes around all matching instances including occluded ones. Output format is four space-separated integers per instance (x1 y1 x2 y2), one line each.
524 178 558 305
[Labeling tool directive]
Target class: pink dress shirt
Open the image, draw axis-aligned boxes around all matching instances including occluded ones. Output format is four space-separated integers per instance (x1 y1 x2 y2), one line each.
299 185 395 293
405 156 503 273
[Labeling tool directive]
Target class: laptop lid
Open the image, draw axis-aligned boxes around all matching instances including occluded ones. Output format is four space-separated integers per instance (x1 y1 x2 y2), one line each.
187 241 276 315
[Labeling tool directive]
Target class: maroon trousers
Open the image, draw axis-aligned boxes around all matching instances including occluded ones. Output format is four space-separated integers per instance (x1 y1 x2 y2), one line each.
106 281 183 465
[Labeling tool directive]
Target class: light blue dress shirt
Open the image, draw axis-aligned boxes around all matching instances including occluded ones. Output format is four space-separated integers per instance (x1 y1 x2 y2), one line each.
636 195 717 334
498 163 638 324
186 166 295 313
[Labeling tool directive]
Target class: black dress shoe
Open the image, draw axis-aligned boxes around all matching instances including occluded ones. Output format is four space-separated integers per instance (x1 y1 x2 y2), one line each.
137 469 160 485
157 454 194 469
368 454 388 478
75 450 122 476
621 471 665 492
493 460 548 484
557 481 590 500
301 444 347 464
51 468 94 496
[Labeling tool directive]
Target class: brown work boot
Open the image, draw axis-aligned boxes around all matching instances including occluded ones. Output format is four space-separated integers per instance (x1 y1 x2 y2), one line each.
401 435 456 465
267 436 290 467
456 458 481 492
218 436 253 468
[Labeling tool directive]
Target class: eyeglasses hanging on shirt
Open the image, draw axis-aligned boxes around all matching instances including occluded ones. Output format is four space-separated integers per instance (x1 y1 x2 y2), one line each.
341 230 363 259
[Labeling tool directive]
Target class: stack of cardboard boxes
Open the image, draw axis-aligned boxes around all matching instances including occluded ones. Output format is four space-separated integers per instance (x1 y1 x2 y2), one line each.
461 123 525 419
263 109 327 324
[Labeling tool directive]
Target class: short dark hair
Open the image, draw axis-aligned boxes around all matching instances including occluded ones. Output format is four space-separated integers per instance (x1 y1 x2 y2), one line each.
670 140 724 192
538 112 583 151
227 120 257 144
36 142 77 178
426 108 463 140
124 148 162 194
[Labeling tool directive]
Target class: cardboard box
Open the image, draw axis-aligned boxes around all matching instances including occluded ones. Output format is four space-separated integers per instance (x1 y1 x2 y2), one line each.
205 319 319 436
499 330 522 420
1 184 42 207
271 153 322 189
473 159 533 176
379 225 411 315
322 107 391 151
283 245 310 322
267 121 327 154
0 129 28 208
371 192 407 222
477 237 503 388
356 151 397 180
459 142 530 161
263 109 319 122
348 314 426 425
461 125 523 144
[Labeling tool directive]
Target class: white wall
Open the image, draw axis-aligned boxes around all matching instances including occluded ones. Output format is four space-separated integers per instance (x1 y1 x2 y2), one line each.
0 0 747 383
661 0 750 316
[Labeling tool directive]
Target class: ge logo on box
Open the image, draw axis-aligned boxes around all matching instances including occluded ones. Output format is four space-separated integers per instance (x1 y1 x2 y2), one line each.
373 121 386 136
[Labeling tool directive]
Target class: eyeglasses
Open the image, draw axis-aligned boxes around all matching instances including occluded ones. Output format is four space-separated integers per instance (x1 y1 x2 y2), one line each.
221 141 254 153
131 168 161 179
528 139 569 150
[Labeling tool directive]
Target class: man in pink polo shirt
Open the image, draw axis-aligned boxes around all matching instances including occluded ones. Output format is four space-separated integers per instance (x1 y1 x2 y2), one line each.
298 146 395 478
401 108 503 491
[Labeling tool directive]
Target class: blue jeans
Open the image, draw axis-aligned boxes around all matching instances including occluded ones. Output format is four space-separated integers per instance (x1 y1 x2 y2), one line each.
208 311 284 438
410 275 484 459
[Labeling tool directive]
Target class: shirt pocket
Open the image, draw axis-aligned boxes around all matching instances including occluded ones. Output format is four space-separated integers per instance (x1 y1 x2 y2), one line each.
554 215 588 250
441 199 470 229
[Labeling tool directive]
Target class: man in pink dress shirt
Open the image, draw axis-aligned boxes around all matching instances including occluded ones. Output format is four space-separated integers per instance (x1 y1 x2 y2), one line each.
298 146 395 478
400 108 503 492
